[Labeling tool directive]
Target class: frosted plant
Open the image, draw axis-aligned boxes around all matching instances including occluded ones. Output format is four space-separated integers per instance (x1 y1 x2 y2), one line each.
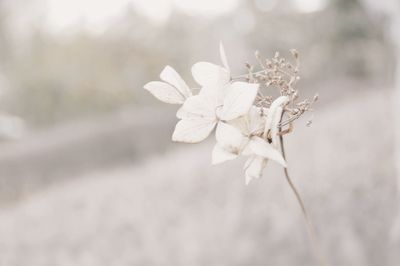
144 43 327 266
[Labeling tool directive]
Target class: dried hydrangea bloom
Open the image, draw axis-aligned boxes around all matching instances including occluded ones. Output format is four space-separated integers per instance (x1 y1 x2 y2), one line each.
143 43 316 185
143 43 326 266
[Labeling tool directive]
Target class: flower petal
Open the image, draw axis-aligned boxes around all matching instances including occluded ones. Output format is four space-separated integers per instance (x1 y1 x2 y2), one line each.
264 96 289 147
160 65 192 98
198 84 226 107
219 42 230 72
212 122 247 165
244 156 267 185
215 122 244 149
271 106 284 148
229 106 266 137
248 106 265 133
228 116 249 136
176 95 216 120
172 119 216 143
248 136 286 167
144 81 185 104
212 143 238 165
219 82 259 121
191 62 230 87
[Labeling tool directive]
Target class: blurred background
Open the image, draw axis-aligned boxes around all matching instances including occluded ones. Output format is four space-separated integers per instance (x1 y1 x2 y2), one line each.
0 0 398 265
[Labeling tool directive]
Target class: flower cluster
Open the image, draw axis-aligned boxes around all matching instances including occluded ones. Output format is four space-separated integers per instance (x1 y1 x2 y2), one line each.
144 43 316 184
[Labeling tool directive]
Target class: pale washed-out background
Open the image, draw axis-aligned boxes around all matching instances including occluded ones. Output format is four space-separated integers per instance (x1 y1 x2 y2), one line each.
0 0 399 265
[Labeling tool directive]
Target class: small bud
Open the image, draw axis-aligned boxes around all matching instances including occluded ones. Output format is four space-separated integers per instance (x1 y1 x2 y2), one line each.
245 62 253 71
290 49 299 59
313 93 319 102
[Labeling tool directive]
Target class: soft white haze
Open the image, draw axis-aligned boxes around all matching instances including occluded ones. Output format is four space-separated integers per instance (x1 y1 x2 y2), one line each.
45 0 240 33
293 0 329 13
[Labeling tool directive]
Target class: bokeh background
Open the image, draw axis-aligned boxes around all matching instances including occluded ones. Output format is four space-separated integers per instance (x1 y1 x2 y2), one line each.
0 0 399 265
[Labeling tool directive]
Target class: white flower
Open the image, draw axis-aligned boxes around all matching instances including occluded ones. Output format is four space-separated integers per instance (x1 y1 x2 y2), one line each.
143 43 299 185
219 41 230 73
143 66 192 104
212 106 265 164
172 81 259 143
244 96 289 184
172 42 259 143
211 106 287 184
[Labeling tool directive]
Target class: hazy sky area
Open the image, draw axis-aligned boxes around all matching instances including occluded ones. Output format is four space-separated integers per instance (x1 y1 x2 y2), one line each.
45 0 240 33
44 0 329 34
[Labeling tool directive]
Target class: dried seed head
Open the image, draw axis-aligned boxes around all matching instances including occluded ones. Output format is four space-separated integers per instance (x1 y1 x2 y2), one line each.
293 90 299 100
232 48 317 134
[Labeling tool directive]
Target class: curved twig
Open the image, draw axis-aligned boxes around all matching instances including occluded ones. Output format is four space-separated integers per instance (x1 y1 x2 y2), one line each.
279 113 328 266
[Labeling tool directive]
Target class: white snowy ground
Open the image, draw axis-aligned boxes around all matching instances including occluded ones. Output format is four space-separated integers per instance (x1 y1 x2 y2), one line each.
0 89 397 266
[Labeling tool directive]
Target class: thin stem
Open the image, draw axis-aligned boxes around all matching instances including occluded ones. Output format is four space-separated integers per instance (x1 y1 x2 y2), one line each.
232 67 296 80
279 124 328 266
233 69 266 79
278 110 305 128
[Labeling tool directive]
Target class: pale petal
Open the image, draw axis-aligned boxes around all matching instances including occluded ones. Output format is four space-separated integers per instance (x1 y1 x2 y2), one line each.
228 116 249 136
215 122 244 149
244 156 267 185
191 62 230 87
219 82 259 121
270 106 284 148
264 96 289 142
160 65 192 98
248 106 265 134
198 84 226 107
219 42 230 72
248 137 286 167
241 142 253 157
176 95 216 120
172 119 216 143
229 106 265 136
144 81 185 104
212 143 238 165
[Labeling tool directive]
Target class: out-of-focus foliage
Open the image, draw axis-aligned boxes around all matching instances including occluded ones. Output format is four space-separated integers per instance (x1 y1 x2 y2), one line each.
0 0 393 127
